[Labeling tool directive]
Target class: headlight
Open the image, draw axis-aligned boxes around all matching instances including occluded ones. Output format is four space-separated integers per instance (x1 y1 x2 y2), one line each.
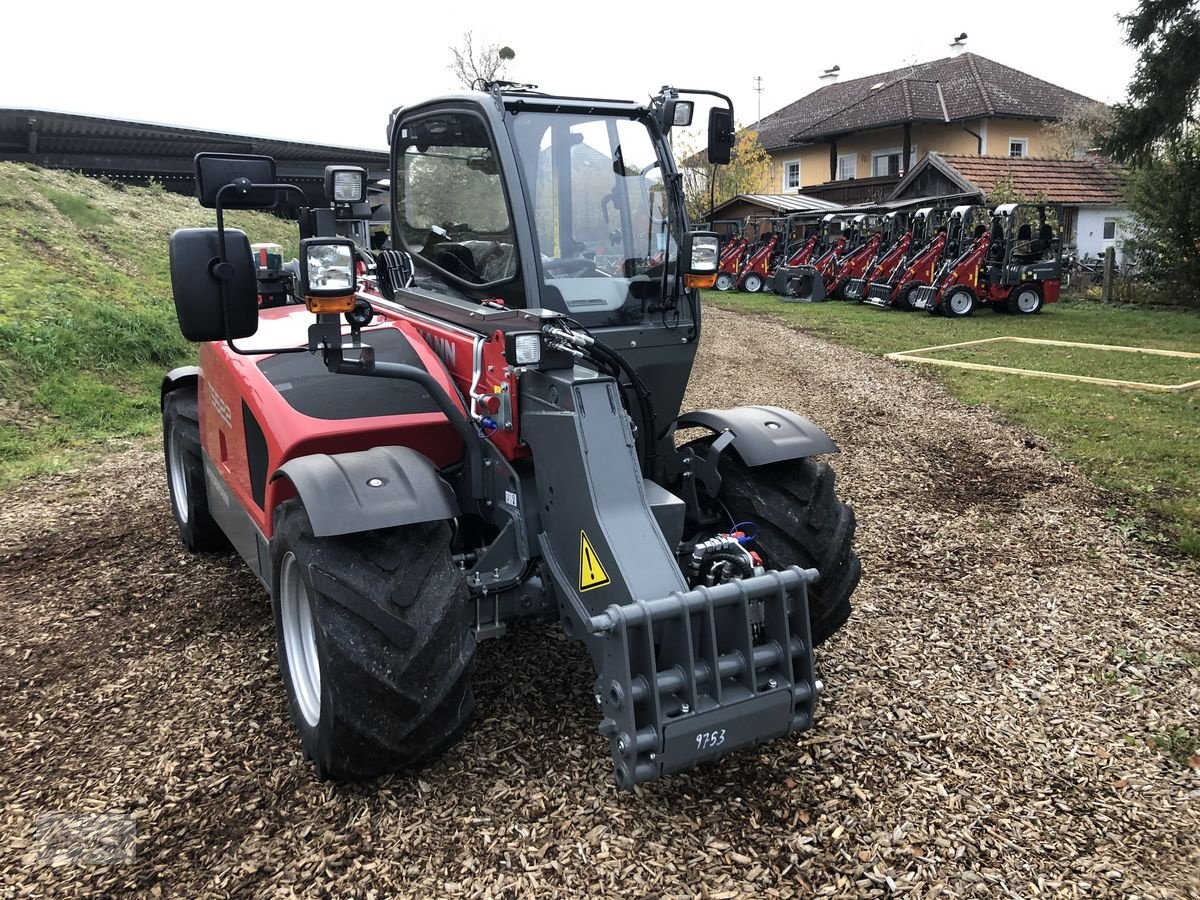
299 237 357 313
324 165 367 204
507 333 542 366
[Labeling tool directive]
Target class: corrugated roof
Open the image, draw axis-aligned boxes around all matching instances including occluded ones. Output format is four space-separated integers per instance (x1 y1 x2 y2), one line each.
721 193 842 212
756 53 1097 151
929 153 1127 205
0 108 387 181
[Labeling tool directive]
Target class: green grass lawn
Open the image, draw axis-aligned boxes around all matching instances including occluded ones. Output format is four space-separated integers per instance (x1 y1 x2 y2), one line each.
0 163 298 487
704 291 1200 556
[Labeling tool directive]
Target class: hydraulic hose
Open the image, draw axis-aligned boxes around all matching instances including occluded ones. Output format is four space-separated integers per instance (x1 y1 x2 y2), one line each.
585 337 658 478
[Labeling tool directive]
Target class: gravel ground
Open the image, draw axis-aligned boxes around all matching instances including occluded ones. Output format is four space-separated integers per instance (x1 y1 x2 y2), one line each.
2 306 1198 898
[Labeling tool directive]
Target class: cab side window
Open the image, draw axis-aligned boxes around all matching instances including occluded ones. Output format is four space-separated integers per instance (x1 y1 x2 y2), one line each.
395 112 519 295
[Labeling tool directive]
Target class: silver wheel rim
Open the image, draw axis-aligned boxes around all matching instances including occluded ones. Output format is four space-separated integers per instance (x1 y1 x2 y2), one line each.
745 275 761 292
949 291 972 315
1016 289 1039 312
167 425 190 525
716 274 732 291
280 552 321 727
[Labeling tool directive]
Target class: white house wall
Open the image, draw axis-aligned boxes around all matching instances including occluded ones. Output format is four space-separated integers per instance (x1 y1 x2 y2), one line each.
1074 206 1132 266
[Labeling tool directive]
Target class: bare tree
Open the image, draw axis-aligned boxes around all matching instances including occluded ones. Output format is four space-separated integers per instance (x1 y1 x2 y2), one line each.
448 31 516 90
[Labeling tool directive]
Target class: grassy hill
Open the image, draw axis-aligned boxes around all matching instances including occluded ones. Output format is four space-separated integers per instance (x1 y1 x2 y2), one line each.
0 162 297 486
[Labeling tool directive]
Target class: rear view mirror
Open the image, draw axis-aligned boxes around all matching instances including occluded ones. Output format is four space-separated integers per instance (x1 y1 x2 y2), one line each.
194 153 278 210
168 228 259 342
707 107 734 165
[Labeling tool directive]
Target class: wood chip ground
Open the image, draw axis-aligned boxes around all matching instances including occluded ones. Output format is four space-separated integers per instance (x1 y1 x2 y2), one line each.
2 308 1197 898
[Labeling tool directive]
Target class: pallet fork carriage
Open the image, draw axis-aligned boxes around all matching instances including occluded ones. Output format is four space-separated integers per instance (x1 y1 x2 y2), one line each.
161 83 860 788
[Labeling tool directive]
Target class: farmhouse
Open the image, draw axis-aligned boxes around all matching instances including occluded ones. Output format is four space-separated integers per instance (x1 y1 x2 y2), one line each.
756 52 1098 203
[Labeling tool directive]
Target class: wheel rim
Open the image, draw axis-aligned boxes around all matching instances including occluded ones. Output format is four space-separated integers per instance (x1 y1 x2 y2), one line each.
745 275 761 292
280 551 321 727
716 274 732 291
167 425 190 525
948 290 973 315
1016 288 1039 312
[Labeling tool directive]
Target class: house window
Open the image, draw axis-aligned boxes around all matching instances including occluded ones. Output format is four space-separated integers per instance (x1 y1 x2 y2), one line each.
873 151 901 178
783 160 801 190
837 154 857 181
1103 219 1117 241
1009 138 1029 158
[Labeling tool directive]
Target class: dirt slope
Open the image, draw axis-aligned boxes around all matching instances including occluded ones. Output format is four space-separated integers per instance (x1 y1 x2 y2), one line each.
2 307 1197 898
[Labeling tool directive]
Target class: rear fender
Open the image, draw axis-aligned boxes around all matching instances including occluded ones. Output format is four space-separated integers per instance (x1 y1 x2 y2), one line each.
161 366 199 408
271 446 459 537
676 405 838 466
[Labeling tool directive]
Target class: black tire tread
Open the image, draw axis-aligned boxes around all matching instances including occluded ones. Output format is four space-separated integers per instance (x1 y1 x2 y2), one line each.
700 450 860 646
162 389 229 552
272 500 475 781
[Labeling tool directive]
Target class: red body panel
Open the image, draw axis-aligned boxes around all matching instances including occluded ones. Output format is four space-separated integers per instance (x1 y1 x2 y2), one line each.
197 297 523 540
862 233 911 285
832 234 882 293
811 237 847 288
784 235 818 267
888 232 946 301
717 238 747 280
737 234 778 287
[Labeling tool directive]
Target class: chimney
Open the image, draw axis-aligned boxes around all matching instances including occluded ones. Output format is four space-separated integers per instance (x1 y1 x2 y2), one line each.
950 33 968 55
819 65 841 84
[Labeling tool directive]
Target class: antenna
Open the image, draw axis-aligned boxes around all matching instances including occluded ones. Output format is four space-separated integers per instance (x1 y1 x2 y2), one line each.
753 75 764 131
950 32 968 55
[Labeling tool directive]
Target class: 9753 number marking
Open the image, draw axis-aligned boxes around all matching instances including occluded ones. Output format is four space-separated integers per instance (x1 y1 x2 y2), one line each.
695 729 726 751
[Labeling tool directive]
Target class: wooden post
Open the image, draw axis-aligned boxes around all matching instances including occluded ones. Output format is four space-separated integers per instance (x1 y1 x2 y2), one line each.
1102 246 1115 302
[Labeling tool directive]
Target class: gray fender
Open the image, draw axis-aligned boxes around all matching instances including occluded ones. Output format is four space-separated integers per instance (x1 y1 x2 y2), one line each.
272 446 460 537
676 405 838 466
161 365 200 408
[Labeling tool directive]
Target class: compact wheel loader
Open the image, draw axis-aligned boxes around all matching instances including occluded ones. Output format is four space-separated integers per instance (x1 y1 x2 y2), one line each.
161 83 860 789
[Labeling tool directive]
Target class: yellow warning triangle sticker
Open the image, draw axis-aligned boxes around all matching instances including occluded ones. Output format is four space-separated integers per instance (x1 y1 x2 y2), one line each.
578 530 611 592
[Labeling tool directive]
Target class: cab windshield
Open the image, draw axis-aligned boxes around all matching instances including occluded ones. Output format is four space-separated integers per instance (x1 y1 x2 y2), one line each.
507 111 684 326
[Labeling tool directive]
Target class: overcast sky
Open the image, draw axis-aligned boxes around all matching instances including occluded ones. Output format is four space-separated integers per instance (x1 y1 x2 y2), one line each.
2 0 1139 151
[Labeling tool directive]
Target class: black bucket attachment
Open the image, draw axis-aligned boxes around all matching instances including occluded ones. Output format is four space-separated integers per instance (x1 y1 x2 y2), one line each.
910 285 938 310
843 277 868 300
774 266 827 303
589 567 819 788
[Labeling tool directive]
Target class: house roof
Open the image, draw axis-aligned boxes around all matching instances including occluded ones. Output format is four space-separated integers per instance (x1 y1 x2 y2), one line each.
708 193 842 218
890 151 1127 205
757 53 1097 151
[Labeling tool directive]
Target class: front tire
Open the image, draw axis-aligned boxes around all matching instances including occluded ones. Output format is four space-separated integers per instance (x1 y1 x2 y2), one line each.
892 283 918 311
715 272 734 292
162 388 229 552
943 287 976 318
271 499 476 780
742 273 764 293
688 445 861 645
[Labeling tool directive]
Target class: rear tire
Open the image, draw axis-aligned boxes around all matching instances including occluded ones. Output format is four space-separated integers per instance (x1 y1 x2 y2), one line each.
1007 284 1043 315
271 499 476 780
687 444 861 646
162 389 229 552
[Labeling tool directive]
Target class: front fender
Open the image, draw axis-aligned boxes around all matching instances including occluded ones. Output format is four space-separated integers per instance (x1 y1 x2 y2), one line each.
161 365 200 409
676 405 838 466
272 446 459 537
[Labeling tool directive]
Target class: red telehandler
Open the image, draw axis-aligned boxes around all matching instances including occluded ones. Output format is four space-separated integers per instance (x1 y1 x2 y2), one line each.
711 219 746 291
736 218 781 292
161 83 859 789
773 214 845 302
828 215 882 299
843 211 910 301
861 206 950 309
911 203 1063 317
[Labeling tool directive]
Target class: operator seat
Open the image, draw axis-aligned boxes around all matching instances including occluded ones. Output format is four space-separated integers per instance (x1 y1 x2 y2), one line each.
987 220 1006 262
